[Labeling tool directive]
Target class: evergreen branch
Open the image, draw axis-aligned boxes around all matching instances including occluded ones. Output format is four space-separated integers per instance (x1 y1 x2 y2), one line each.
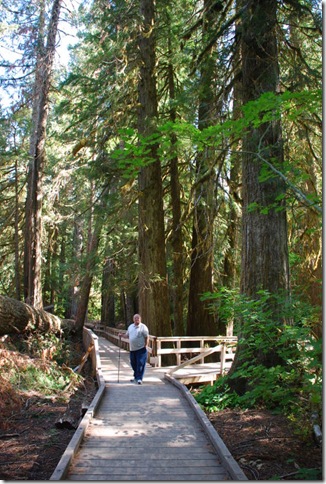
255 151 322 215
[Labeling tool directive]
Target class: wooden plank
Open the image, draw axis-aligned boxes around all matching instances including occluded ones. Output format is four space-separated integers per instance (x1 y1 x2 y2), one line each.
156 336 237 342
72 458 221 468
69 466 225 476
166 345 222 374
54 336 246 482
158 346 219 354
68 473 228 481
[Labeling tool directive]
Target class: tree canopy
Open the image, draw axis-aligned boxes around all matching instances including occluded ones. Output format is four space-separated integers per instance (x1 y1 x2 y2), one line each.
0 0 322 421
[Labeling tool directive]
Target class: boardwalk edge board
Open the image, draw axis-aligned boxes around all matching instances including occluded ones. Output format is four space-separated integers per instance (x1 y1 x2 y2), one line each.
50 382 106 480
50 328 106 481
164 373 248 481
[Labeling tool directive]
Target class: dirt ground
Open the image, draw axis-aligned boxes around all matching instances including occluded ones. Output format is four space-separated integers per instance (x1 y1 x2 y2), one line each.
0 354 322 481
209 408 323 480
0 362 97 481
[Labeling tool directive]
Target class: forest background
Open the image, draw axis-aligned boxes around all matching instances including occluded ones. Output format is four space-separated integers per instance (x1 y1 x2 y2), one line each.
0 0 322 455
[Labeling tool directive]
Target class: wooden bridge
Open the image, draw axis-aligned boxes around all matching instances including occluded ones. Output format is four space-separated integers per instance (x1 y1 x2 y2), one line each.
50 328 247 481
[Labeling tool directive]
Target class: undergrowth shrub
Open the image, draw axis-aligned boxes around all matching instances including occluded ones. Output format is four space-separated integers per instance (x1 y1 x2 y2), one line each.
1 331 84 403
8 361 81 395
196 289 322 437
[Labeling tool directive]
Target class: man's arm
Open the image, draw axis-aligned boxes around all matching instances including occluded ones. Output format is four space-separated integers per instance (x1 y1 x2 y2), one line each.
118 331 129 340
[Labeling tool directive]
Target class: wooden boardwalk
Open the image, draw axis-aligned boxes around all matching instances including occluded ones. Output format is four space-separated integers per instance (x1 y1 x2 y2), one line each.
51 336 247 481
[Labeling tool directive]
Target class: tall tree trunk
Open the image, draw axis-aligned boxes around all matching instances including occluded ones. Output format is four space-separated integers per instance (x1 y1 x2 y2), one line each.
74 218 103 333
137 0 171 336
219 157 241 336
219 11 242 336
74 182 107 332
187 0 217 336
65 220 83 319
24 0 63 309
43 225 58 307
240 0 289 299
167 29 184 336
121 291 138 328
101 258 116 327
228 0 290 393
14 157 21 301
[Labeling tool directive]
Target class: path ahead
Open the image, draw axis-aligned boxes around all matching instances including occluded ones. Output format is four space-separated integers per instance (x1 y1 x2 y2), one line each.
52 336 247 481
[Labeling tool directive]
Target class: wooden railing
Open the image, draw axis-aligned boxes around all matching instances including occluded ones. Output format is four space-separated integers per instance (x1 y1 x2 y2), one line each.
82 326 105 387
154 335 237 367
166 343 236 378
86 323 237 369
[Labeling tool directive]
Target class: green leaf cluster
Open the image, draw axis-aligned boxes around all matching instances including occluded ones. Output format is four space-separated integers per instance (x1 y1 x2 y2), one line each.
196 289 322 437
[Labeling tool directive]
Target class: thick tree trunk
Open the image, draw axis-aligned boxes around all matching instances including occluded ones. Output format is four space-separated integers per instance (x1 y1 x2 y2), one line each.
121 291 138 328
0 294 62 337
187 0 217 336
24 0 63 309
137 0 171 337
219 161 241 337
167 34 185 336
170 153 185 335
219 15 242 336
239 0 289 299
227 0 290 393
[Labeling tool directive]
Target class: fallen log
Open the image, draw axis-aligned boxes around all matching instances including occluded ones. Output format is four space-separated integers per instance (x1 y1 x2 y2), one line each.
55 404 81 430
0 295 77 337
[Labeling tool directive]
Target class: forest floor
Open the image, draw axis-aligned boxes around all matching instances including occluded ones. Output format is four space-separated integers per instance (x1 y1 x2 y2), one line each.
0 335 98 481
208 408 322 480
0 344 322 481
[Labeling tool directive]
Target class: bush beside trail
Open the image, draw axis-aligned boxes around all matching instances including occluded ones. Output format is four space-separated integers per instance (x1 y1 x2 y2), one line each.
0 331 97 480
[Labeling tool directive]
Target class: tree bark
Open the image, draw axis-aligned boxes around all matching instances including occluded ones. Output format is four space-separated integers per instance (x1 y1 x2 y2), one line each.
187 0 217 336
101 258 116 327
239 0 289 299
137 0 171 336
24 0 63 309
14 157 22 301
167 29 185 336
219 11 242 336
74 216 103 333
65 220 83 319
227 0 290 393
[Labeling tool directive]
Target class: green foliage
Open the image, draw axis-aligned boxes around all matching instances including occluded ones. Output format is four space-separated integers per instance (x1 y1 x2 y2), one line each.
4 332 83 398
194 378 241 412
9 362 77 395
15 332 73 366
270 467 322 480
196 289 322 437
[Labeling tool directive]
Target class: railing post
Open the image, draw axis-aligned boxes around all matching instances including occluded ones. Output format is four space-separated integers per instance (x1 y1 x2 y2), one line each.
200 338 204 364
177 339 181 366
220 343 226 375
152 337 157 367
157 339 162 367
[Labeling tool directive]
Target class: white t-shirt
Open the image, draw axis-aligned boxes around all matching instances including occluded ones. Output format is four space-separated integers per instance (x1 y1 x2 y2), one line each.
127 322 149 351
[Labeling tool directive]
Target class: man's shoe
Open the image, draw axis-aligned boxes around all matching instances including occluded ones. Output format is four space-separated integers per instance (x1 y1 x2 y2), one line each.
130 378 136 383
137 380 142 385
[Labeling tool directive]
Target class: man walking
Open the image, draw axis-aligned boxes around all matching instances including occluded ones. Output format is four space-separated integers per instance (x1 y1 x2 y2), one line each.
119 314 149 384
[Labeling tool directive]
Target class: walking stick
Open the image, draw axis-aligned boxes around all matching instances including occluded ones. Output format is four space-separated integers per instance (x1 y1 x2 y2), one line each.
118 335 121 383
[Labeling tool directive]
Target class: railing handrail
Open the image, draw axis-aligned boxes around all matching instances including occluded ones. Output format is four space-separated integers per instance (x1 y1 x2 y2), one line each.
155 335 237 341
86 322 238 368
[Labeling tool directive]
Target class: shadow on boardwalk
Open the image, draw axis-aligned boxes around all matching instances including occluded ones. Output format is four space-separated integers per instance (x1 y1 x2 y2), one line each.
51 336 247 481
